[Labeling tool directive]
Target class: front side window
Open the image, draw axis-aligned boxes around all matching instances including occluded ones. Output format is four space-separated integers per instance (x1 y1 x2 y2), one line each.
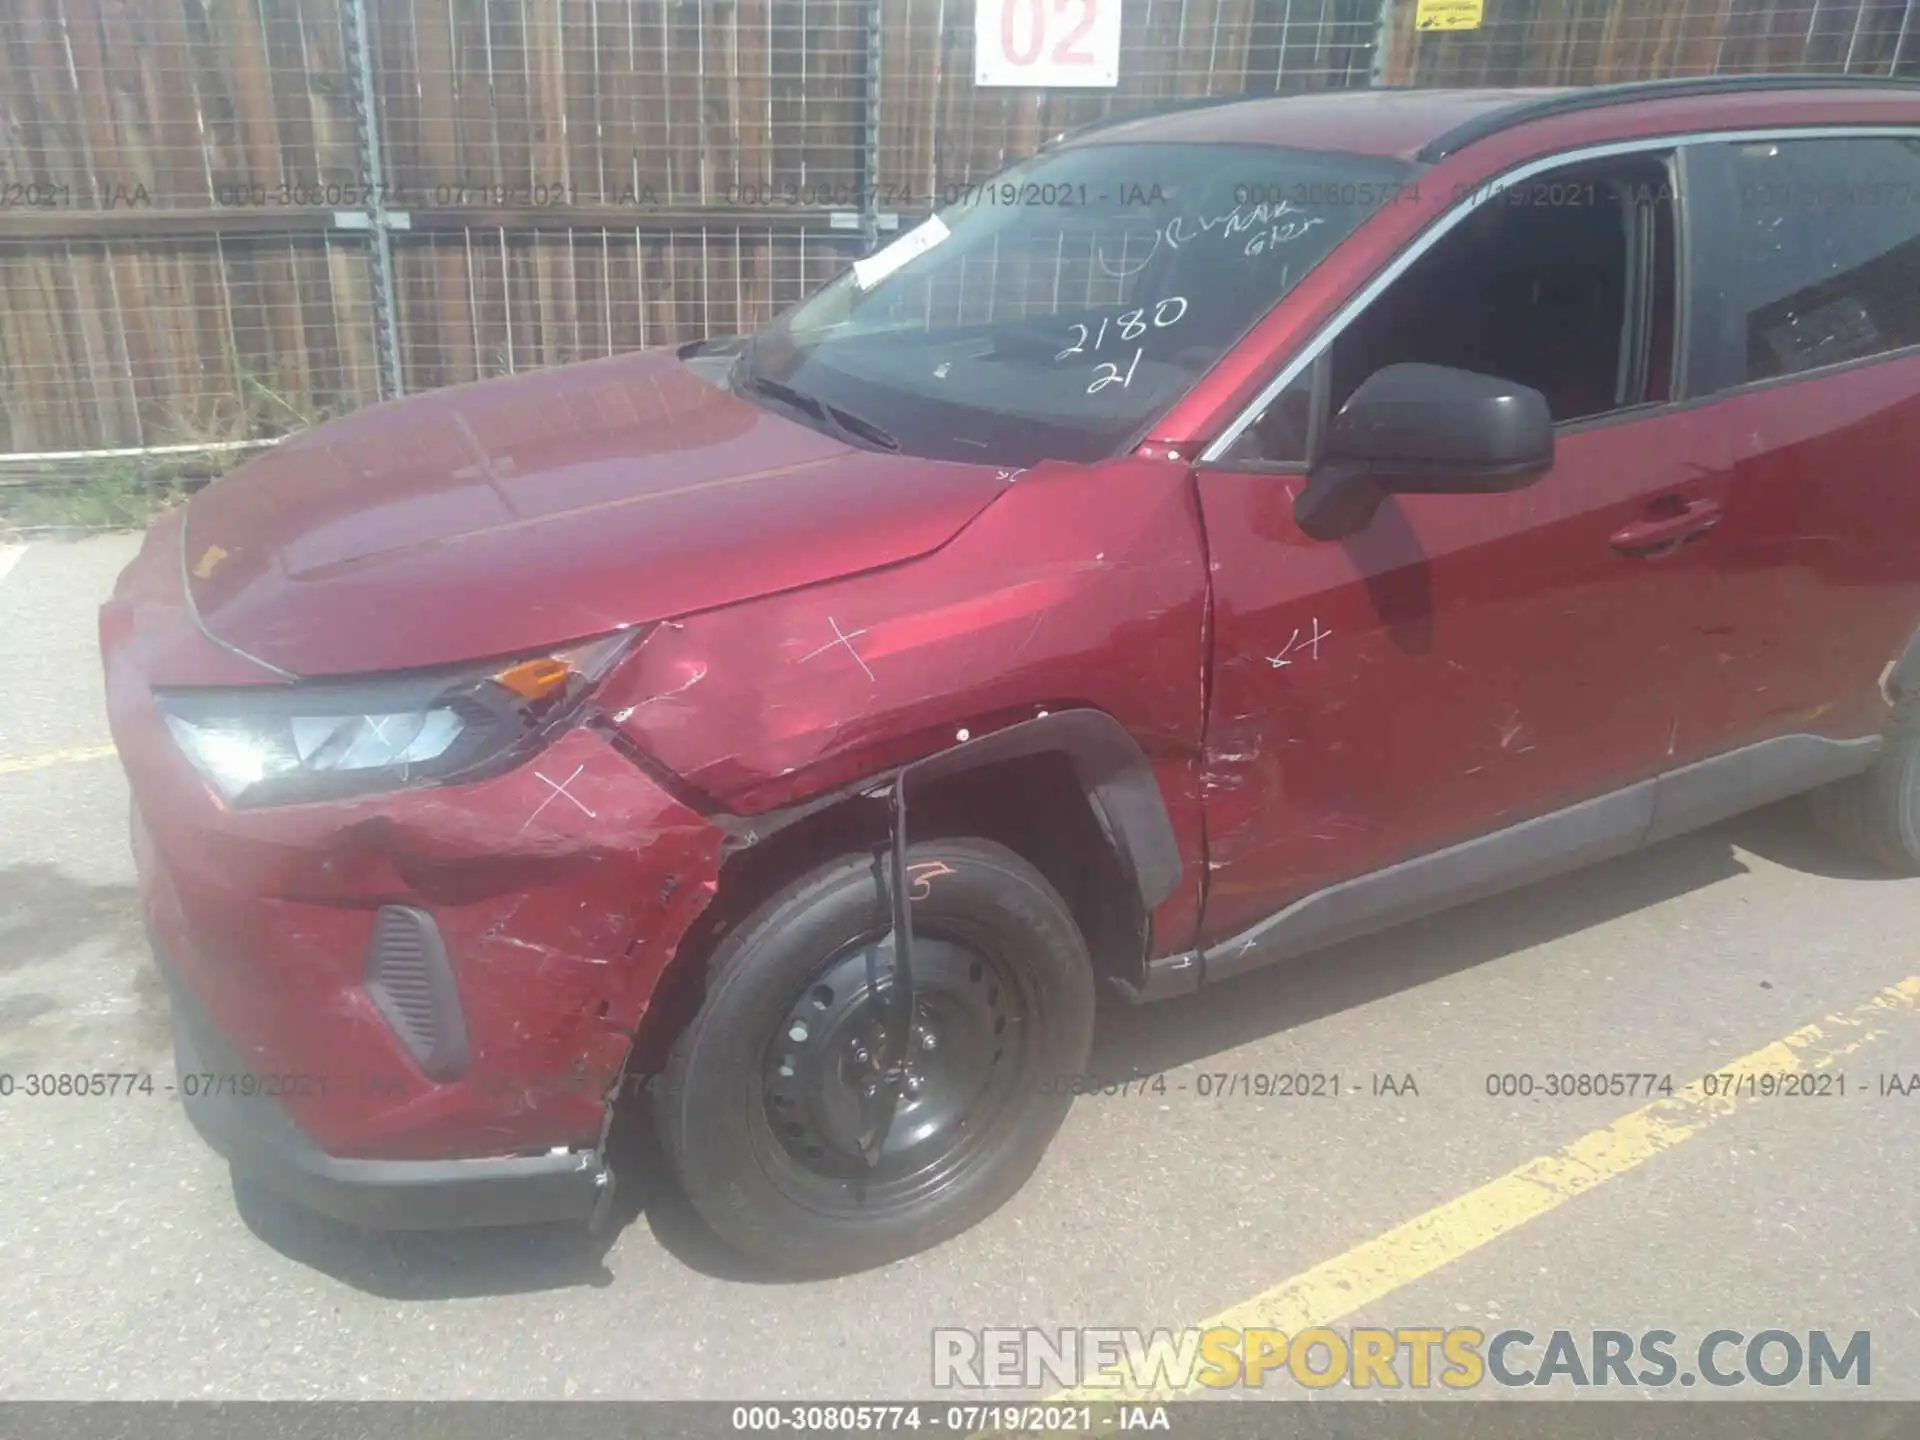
1704 135 1920 384
737 143 1417 467
1223 152 1679 466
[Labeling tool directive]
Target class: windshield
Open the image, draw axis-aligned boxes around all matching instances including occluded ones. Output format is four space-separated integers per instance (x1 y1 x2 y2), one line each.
738 142 1418 467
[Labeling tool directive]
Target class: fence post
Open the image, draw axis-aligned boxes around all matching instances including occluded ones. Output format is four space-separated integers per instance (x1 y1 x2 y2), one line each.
861 0 885 255
344 0 405 402
1370 0 1399 86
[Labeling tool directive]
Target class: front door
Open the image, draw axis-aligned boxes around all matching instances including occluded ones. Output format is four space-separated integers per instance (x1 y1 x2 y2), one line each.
1193 147 1734 948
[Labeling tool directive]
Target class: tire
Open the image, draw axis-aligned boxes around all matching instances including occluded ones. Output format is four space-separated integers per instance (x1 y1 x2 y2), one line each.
1808 699 1920 874
652 836 1095 1277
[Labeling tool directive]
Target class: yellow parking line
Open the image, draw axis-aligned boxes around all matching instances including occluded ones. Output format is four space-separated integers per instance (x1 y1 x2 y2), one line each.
1059 974 1920 1402
0 742 118 775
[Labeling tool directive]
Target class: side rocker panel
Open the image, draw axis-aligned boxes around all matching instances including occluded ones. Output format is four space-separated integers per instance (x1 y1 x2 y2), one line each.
1142 730 1885 1000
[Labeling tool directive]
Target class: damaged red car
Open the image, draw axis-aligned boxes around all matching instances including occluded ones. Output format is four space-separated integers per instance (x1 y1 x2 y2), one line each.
102 75 1920 1276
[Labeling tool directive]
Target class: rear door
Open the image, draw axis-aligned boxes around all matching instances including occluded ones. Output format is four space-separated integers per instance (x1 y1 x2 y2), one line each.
1192 146 1736 952
1668 130 1920 766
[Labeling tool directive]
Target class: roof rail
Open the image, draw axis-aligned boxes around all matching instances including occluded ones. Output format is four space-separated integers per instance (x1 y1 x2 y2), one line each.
1036 86 1421 150
1417 72 1920 162
1036 92 1266 151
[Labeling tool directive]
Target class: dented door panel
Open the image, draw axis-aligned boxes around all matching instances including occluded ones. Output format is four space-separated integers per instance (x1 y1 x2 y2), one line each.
1194 403 1730 948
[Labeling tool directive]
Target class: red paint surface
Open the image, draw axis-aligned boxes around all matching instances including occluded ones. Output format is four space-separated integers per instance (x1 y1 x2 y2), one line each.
1193 407 1735 943
104 547 725 1159
1668 357 1920 763
180 349 1010 676
102 82 1920 1168
599 456 1213 951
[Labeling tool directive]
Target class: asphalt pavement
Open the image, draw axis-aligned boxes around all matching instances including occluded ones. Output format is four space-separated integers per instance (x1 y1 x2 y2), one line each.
3 533 1918 1402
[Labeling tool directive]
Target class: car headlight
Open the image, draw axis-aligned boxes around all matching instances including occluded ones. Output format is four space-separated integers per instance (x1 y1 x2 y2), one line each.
155 629 642 808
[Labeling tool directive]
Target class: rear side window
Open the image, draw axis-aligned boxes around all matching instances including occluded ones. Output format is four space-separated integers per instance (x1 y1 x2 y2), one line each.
1703 136 1920 384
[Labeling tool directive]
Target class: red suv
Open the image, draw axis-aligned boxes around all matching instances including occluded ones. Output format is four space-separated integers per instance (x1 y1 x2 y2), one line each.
102 75 1920 1276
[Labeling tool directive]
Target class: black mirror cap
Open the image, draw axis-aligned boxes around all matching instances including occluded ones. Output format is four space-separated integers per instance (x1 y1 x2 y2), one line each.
1323 362 1554 492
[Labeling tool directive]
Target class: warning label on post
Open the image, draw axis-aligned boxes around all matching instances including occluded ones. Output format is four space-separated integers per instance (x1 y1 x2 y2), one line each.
1415 0 1485 29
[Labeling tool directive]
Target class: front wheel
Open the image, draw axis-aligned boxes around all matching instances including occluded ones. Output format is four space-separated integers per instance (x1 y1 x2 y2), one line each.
653 837 1095 1277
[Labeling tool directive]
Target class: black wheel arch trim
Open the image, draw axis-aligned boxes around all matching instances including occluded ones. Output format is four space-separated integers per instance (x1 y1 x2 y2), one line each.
712 708 1185 913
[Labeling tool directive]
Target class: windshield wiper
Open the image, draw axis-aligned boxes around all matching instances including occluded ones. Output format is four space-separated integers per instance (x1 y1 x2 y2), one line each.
742 372 900 452
679 334 748 360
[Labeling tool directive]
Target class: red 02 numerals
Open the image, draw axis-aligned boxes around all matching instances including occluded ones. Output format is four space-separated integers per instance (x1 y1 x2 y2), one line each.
997 0 1099 69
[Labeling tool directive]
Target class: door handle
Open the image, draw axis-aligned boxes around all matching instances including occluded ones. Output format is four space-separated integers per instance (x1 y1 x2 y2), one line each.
1609 498 1722 556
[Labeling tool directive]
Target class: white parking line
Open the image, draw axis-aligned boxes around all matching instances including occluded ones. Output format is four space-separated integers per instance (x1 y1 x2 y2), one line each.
0 543 26 587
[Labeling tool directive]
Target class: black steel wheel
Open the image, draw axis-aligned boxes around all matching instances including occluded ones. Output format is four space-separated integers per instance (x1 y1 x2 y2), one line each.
653 837 1094 1276
759 931 1025 1206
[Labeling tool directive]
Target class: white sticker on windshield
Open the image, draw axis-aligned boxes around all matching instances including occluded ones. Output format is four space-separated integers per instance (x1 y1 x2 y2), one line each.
851 215 951 291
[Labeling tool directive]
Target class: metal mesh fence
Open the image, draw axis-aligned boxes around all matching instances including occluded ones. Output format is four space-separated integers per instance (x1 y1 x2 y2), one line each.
0 232 379 454
0 0 363 213
878 0 1382 202
0 0 1916 460
1380 0 1915 83
390 222 862 389
370 0 872 207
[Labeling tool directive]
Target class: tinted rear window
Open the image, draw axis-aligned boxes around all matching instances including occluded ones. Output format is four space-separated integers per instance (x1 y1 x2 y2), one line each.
1710 135 1920 383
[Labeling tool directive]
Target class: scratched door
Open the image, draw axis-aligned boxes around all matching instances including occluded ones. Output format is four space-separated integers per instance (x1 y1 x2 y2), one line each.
1191 398 1734 947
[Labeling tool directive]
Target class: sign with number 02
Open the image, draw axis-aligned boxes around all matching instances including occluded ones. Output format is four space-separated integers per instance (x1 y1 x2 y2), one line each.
975 0 1121 88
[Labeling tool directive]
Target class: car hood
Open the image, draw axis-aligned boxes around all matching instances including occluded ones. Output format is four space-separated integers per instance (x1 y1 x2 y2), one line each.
180 348 1011 677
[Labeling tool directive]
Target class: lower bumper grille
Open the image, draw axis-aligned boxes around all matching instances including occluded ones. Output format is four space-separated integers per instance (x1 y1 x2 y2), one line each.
364 905 470 1081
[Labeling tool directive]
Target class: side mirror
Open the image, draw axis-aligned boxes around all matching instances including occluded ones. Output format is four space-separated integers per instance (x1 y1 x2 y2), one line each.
1294 363 1555 540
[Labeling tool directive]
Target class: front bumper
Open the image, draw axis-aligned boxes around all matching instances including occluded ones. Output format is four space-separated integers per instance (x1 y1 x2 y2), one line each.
102 512 730 1218
159 935 607 1229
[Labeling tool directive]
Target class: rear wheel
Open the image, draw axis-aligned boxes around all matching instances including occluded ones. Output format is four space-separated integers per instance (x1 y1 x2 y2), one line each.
653 836 1094 1276
1809 700 1920 874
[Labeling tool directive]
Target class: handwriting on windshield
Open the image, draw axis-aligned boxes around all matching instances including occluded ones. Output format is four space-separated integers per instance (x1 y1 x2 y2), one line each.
1087 350 1141 393
1057 297 1188 394
1055 297 1187 361
1097 198 1325 277
1177 198 1326 255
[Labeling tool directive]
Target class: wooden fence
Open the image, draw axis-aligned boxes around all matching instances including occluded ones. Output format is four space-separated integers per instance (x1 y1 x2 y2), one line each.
0 0 1913 458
